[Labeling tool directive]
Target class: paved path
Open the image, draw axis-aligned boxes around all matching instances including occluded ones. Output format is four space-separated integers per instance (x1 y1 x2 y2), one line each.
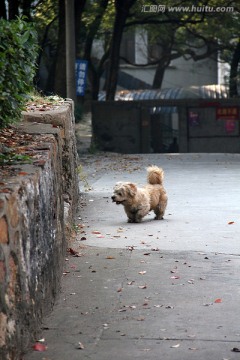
25 153 240 360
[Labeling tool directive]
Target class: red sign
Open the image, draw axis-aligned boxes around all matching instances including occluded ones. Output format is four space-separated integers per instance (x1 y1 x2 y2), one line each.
216 107 239 120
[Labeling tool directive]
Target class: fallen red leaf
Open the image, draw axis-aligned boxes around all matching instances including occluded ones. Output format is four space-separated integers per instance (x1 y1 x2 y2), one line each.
68 247 78 255
67 248 83 257
32 342 47 352
214 298 222 303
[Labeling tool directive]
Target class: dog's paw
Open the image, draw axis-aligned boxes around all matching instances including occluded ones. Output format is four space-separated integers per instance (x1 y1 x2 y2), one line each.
154 215 164 220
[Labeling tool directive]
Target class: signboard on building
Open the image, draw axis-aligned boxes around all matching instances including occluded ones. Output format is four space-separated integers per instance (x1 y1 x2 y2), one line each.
216 107 239 121
75 59 88 96
216 106 239 134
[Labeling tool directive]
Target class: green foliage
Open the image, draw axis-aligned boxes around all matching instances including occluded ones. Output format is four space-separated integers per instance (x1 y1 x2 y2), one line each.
34 0 58 53
0 152 32 166
0 17 39 128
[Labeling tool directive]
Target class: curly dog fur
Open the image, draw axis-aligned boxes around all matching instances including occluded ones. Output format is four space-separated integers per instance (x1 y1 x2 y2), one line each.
111 166 168 223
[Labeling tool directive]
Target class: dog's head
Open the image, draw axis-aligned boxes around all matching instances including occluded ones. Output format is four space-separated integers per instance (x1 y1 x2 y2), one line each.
111 182 137 205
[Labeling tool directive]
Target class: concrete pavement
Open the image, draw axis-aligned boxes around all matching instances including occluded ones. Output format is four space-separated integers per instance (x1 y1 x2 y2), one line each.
24 153 240 360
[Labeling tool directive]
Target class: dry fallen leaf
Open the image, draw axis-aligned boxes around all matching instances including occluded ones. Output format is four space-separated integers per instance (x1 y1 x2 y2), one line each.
106 256 115 259
228 221 235 225
32 342 47 352
67 248 82 257
127 281 135 285
127 246 136 251
77 341 85 350
138 285 147 289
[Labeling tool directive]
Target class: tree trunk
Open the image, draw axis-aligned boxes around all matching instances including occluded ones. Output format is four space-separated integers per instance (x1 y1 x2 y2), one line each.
65 0 76 102
229 40 240 97
83 0 109 100
152 62 167 89
75 0 87 56
152 49 172 89
0 0 7 19
91 70 101 100
54 0 66 97
105 0 136 101
8 0 19 19
21 0 32 20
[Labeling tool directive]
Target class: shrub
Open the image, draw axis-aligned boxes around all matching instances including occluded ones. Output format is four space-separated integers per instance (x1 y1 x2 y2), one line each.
0 17 39 128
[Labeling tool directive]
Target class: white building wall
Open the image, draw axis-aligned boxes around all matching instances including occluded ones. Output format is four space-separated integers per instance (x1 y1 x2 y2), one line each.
91 31 219 91
162 56 218 88
120 55 218 90
135 29 148 65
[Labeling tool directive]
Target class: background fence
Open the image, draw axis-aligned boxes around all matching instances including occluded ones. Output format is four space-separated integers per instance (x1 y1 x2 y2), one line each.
92 99 240 153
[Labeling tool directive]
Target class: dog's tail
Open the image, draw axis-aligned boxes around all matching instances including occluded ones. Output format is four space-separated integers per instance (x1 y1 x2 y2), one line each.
147 165 164 185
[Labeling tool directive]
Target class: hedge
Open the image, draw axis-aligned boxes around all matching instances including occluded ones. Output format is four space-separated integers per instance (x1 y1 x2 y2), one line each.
0 17 38 128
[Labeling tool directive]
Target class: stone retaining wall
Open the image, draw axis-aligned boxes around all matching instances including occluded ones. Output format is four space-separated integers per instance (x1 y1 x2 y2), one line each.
0 100 79 359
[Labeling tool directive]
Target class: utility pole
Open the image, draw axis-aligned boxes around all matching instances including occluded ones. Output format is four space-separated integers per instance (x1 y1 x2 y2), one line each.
65 0 76 103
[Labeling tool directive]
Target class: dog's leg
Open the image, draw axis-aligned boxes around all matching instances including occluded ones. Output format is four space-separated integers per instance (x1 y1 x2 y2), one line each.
134 213 143 223
135 204 150 223
155 195 168 220
127 211 142 223
154 205 163 220
125 208 137 223
126 208 144 223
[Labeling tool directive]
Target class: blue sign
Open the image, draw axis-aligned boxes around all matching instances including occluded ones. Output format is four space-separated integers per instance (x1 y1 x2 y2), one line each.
75 59 88 96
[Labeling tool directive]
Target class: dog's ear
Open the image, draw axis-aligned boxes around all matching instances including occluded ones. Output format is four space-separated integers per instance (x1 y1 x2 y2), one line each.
127 183 137 197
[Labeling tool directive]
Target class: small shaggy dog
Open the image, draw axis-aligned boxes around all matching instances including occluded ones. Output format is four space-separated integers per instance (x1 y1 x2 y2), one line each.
111 166 167 223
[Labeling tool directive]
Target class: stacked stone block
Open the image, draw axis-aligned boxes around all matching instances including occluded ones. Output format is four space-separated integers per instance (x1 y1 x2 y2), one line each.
0 101 79 359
